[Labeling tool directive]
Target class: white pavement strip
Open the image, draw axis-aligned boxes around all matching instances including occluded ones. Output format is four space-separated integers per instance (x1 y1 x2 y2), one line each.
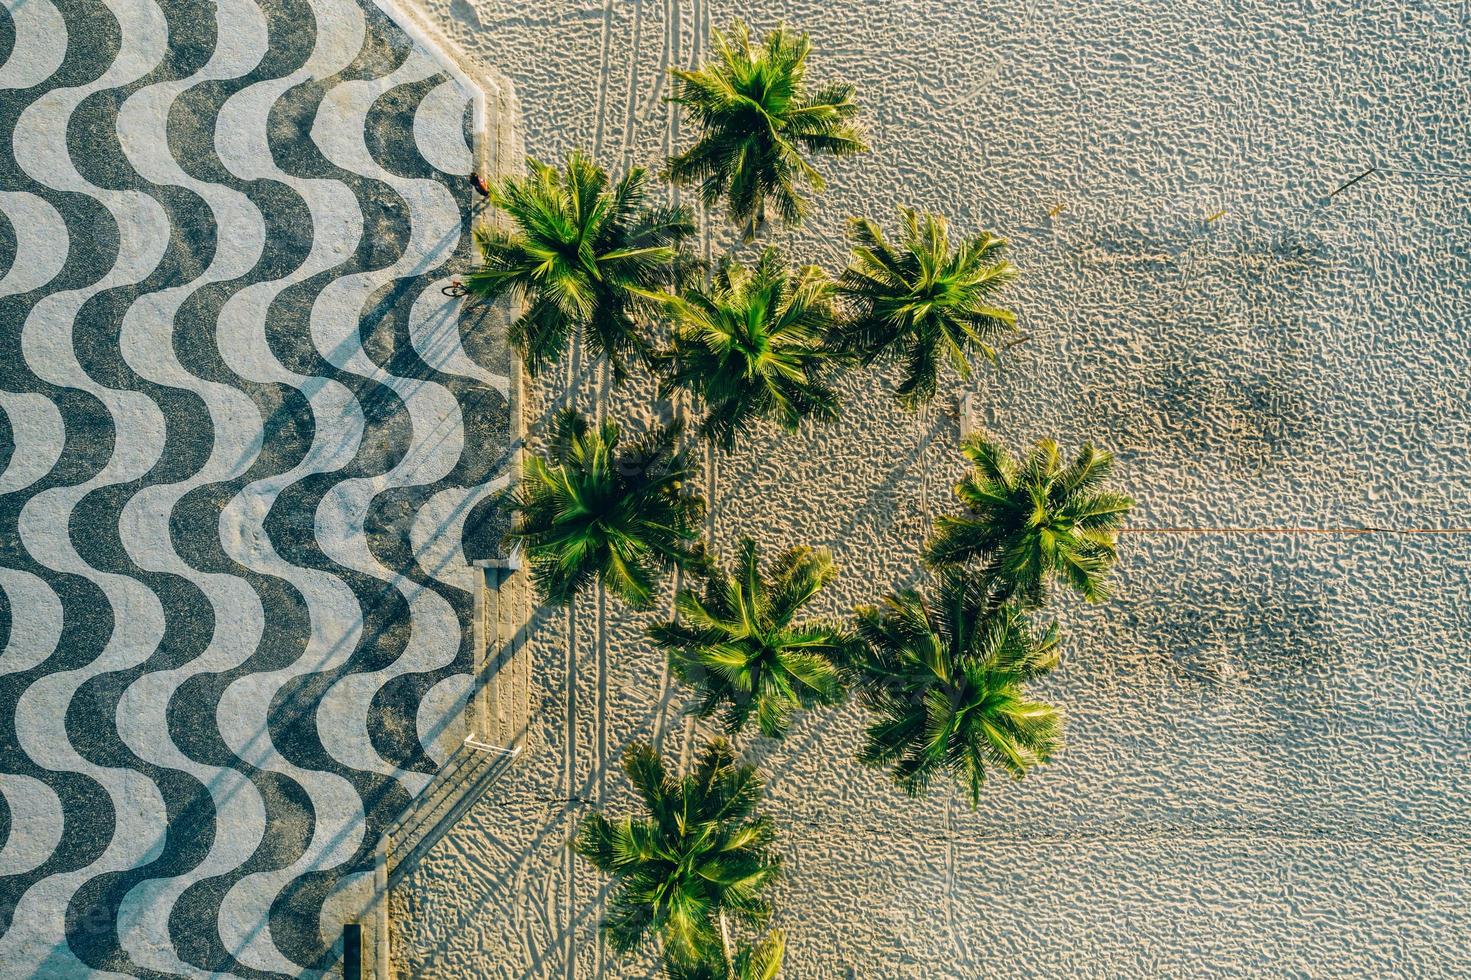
212 1 378 971
0 191 68 297
0 0 502 975
0 0 66 91
0 391 65 494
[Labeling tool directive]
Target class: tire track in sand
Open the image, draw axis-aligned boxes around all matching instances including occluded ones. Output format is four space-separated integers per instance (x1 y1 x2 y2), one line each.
595 2 654 973
648 0 685 761
562 2 617 972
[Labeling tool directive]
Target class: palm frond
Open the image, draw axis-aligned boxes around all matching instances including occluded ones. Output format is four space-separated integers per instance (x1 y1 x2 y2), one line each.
832 209 1020 408
652 537 851 739
924 433 1135 605
657 247 842 451
665 21 867 232
505 409 705 608
847 571 1063 807
467 151 695 379
580 741 781 971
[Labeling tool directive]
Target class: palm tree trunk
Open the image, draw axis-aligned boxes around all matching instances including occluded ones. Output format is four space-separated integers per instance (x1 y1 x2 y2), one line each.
594 351 612 979
706 436 717 544
655 385 694 755
919 400 930 522
719 910 736 978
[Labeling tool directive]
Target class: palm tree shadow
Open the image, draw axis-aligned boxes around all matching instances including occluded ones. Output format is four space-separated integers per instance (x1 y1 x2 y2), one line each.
391 610 675 977
395 292 955 973
1069 221 1331 476
1108 553 1344 696
715 406 954 565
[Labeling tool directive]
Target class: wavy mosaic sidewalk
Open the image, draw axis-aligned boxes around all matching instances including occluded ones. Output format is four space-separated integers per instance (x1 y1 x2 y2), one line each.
0 0 516 975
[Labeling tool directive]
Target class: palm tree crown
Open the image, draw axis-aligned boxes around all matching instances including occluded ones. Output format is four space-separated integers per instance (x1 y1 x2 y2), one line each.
850 572 1063 807
925 434 1134 605
666 21 867 236
650 538 850 739
653 248 841 451
466 151 696 379
505 409 705 608
664 931 784 980
833 208 1018 407
577 740 781 969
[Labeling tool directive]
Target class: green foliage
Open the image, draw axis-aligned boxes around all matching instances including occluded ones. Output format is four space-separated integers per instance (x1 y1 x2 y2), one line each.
577 741 781 970
925 434 1134 605
505 409 704 608
651 538 851 739
651 248 841 450
833 208 1018 407
663 930 785 980
466 150 696 379
477 20 1135 965
666 21 866 236
850 572 1063 807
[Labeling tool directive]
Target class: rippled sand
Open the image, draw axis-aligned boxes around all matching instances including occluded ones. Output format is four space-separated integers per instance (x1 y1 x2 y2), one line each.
392 0 1471 975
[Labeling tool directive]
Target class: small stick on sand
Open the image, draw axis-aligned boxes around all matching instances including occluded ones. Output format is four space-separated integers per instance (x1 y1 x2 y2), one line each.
1326 167 1377 199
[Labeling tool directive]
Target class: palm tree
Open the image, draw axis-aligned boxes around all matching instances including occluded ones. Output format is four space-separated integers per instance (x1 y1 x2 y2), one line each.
465 150 697 380
650 538 850 739
649 248 841 451
664 931 785 980
832 208 1019 408
665 21 866 238
925 434 1134 605
576 740 781 970
849 572 1063 808
504 409 705 608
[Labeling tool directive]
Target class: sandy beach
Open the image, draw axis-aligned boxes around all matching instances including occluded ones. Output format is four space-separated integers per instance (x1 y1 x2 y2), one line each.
393 0 1471 975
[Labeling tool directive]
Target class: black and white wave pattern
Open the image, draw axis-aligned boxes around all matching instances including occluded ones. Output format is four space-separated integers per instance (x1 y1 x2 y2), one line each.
0 0 511 974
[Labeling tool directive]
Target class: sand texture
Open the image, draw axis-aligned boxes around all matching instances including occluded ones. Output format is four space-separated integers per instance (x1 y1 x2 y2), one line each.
391 0 1471 976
